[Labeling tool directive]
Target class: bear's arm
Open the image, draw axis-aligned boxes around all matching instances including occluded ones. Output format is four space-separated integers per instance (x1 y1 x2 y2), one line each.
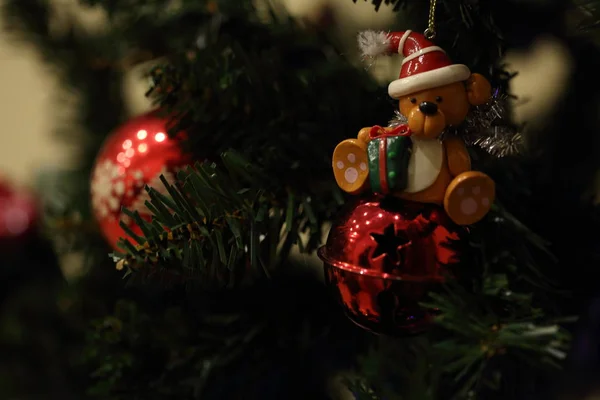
445 136 471 176
357 127 372 144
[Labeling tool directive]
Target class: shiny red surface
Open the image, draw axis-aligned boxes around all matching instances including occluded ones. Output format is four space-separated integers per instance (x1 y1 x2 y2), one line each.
0 179 38 241
90 112 190 249
319 195 465 335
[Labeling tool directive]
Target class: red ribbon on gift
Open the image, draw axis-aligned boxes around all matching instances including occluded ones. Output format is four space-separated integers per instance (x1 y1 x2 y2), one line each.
369 124 411 139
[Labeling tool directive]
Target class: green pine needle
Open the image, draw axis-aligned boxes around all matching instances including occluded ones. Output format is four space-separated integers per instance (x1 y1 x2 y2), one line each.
114 151 313 287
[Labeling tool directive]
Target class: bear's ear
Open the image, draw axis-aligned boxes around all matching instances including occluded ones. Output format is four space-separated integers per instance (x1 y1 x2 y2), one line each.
466 73 492 106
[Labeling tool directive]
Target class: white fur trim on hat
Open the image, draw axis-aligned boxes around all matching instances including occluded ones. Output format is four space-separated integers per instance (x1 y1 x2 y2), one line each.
388 64 471 99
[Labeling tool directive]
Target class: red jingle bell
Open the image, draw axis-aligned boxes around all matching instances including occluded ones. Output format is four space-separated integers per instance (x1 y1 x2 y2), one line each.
318 195 466 335
90 111 191 249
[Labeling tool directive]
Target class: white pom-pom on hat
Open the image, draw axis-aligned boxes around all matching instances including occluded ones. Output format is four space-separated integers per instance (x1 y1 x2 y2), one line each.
357 30 391 58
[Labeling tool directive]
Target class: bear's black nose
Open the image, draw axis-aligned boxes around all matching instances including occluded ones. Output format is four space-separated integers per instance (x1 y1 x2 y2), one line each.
419 101 438 115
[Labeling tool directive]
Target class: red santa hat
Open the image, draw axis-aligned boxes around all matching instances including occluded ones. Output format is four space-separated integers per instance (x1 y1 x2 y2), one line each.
358 30 471 99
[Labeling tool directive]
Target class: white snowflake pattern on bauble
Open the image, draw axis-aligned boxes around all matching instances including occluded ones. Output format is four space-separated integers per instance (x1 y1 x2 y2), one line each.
91 159 123 220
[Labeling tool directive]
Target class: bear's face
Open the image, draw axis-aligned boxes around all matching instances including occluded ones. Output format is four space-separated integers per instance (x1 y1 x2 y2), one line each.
399 82 469 139
398 73 492 139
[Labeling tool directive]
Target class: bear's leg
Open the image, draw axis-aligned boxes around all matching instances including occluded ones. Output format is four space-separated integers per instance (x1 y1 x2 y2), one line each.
332 139 369 194
443 171 495 225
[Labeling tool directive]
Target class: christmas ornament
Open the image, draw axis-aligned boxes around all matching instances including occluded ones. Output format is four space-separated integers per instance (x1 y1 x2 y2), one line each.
0 177 38 245
318 196 465 335
91 111 190 248
333 27 496 226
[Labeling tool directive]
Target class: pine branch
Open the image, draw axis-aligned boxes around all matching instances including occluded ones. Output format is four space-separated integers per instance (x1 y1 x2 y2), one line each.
352 278 572 400
79 269 346 399
77 0 250 57
143 14 389 187
80 299 269 398
572 0 600 32
415 202 572 397
477 203 564 297
422 281 571 397
114 151 321 288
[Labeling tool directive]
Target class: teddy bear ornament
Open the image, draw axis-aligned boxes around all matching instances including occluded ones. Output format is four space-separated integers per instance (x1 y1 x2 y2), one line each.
333 30 495 226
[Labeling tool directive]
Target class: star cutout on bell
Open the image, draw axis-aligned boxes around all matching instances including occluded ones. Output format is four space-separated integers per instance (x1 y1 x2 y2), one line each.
370 223 411 266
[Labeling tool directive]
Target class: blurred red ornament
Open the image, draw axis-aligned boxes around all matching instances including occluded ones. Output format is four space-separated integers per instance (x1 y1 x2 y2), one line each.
0 178 38 244
90 111 191 249
318 195 466 335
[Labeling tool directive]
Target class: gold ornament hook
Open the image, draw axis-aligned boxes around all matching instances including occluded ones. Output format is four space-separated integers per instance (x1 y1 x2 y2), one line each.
425 0 438 39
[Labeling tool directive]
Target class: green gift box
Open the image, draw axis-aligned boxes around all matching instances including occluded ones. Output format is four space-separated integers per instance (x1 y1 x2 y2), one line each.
367 131 412 194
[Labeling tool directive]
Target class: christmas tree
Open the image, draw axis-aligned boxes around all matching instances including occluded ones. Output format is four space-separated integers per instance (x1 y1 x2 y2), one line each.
3 0 600 399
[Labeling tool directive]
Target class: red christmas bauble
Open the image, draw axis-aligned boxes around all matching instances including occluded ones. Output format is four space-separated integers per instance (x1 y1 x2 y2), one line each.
90 112 191 249
0 178 38 244
318 195 466 335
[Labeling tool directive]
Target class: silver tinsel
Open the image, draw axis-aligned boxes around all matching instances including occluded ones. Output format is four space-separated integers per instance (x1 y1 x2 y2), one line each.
387 93 524 157
388 110 408 127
